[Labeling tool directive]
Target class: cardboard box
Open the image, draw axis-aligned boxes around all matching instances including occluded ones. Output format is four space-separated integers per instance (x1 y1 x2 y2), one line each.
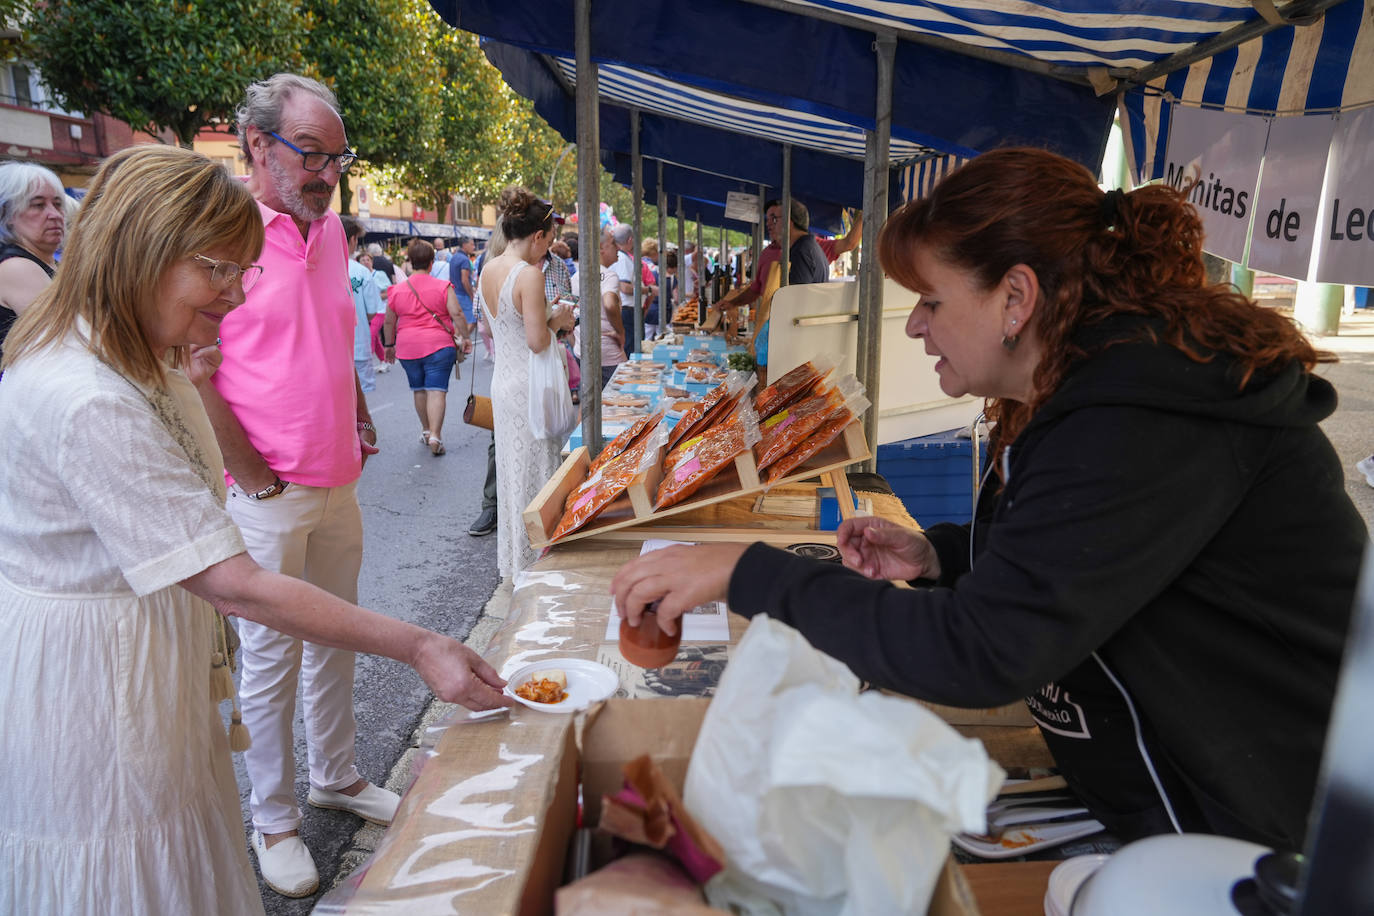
352 698 1010 915
574 698 982 916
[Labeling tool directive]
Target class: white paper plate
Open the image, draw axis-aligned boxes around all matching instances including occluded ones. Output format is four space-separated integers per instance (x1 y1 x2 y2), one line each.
953 817 1105 860
503 658 619 713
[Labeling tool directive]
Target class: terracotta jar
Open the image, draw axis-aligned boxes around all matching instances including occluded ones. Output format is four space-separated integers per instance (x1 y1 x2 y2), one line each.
619 610 682 668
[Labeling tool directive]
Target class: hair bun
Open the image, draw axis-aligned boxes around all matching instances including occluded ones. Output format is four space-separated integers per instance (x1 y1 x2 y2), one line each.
499 186 539 221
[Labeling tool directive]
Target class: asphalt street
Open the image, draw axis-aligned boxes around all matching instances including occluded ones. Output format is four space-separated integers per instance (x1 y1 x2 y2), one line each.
224 348 502 915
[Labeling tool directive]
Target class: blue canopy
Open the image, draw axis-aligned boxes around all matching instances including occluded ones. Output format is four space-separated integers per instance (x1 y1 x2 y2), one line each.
599 152 851 235
439 0 1119 188
484 39 897 217
441 0 1368 208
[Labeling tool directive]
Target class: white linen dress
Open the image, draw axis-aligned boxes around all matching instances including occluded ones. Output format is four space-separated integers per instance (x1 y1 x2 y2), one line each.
483 261 563 577
0 333 264 915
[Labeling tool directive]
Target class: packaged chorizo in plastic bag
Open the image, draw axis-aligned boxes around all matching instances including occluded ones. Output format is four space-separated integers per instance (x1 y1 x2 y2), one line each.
552 425 668 541
662 388 754 475
667 370 755 451
754 353 839 420
655 404 761 510
588 408 664 475
755 379 867 471
763 408 856 484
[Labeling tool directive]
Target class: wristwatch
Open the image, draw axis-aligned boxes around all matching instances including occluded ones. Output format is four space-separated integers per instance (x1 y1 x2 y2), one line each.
246 477 289 500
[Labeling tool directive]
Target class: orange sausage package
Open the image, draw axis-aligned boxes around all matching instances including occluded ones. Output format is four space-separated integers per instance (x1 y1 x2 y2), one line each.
666 370 754 451
763 409 854 484
551 424 669 541
754 353 839 420
588 408 664 475
655 404 761 510
755 379 867 471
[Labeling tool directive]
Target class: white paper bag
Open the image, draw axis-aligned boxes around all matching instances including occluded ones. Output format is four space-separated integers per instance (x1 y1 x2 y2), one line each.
684 616 1004 916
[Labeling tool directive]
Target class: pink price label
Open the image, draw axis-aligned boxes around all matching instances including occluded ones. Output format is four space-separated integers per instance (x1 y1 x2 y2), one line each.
675 457 702 482
571 487 597 512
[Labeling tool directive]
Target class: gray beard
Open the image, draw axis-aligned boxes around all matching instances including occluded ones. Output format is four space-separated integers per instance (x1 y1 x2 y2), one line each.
265 152 330 222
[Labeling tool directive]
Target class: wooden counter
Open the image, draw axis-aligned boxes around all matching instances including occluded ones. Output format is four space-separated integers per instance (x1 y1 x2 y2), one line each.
350 498 1057 914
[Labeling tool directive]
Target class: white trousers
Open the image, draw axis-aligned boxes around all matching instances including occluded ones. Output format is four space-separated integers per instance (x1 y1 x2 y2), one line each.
228 480 364 834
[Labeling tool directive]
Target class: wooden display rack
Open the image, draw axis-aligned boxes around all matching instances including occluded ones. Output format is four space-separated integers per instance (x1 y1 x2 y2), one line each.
524 419 870 549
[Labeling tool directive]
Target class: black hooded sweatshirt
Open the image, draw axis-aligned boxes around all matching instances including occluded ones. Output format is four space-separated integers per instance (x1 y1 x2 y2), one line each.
729 316 1365 851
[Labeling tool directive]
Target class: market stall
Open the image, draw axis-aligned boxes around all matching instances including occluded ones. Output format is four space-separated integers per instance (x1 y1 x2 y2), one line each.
324 534 1066 916
332 1 1374 912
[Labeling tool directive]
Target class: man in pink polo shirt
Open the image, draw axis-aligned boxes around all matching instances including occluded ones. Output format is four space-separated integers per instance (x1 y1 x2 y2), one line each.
195 73 390 899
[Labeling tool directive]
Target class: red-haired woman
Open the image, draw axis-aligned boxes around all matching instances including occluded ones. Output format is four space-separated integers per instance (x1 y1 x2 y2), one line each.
612 147 1365 854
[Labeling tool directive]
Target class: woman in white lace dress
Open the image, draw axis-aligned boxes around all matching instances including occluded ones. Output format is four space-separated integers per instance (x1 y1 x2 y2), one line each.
478 188 575 577
0 146 511 915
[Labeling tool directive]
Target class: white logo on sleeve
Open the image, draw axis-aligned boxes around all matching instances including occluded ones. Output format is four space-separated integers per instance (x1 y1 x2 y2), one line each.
1026 682 1091 739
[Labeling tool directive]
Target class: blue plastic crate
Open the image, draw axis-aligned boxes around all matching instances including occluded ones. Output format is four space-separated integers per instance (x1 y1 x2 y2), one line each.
876 428 979 526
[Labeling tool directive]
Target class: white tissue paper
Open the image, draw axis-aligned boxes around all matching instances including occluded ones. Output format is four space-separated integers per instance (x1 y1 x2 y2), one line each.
684 615 1005 916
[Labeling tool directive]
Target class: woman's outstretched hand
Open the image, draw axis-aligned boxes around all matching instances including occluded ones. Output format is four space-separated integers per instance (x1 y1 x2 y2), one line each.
412 634 515 710
837 517 941 582
611 543 747 636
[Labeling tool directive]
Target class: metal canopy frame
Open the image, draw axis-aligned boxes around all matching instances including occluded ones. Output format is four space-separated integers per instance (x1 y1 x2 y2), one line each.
450 0 1345 464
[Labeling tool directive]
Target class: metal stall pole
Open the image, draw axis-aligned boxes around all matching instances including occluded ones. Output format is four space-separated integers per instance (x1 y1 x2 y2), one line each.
753 183 765 282
657 161 667 337
630 108 644 354
695 215 705 323
751 183 765 336
676 195 686 318
575 0 604 456
856 34 896 473
779 145 791 290
719 222 727 296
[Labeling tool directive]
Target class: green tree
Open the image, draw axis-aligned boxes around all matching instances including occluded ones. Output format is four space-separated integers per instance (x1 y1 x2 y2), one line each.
300 0 442 215
375 25 524 217
28 0 304 148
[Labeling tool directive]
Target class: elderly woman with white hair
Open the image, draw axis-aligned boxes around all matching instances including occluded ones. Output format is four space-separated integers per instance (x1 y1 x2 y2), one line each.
0 160 66 361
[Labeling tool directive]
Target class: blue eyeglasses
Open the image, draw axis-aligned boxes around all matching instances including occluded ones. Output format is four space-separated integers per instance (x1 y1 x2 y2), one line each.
268 132 357 174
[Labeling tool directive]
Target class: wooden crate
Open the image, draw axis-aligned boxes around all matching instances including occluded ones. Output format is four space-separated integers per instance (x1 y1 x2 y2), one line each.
524 419 870 549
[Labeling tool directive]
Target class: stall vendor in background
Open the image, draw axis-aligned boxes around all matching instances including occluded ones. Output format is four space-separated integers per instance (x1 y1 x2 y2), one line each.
613 147 1364 854
716 200 854 385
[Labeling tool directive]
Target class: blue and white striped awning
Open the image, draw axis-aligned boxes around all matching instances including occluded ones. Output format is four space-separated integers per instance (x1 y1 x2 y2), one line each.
549 57 938 163
1121 0 1374 183
897 153 969 202
443 0 1371 207
768 0 1265 70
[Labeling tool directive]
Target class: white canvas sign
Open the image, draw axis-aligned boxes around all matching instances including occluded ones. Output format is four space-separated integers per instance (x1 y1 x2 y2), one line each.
1248 115 1336 281
724 190 760 222
1314 107 1374 286
1162 105 1268 263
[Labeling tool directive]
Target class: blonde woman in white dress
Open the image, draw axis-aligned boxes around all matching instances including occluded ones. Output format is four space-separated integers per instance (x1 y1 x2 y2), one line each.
0 145 512 915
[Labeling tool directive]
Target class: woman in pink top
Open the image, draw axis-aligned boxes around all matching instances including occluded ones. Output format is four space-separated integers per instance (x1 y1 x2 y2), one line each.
382 238 470 455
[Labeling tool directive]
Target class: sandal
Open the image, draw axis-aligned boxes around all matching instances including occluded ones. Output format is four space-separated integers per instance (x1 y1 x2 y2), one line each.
420 430 432 446
429 437 445 456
